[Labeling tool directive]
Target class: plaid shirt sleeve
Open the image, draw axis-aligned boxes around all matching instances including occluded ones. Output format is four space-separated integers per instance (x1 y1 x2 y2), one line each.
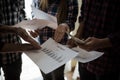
0 40 4 50
65 0 78 31
0 0 25 64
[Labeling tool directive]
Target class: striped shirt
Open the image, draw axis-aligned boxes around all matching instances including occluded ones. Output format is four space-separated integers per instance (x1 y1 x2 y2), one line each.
0 0 25 65
79 0 120 75
32 0 78 44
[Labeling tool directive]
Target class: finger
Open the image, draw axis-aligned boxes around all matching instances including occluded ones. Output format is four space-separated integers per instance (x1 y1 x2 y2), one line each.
84 37 92 43
54 33 61 42
35 29 40 34
54 31 58 41
67 39 77 48
54 29 59 39
28 38 41 49
29 31 38 38
55 32 65 42
54 30 62 42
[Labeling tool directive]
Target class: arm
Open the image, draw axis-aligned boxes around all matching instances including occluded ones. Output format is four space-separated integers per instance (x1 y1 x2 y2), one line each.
78 37 112 51
0 24 17 33
1 25 40 47
0 43 38 52
54 0 78 42
78 30 120 51
65 0 78 31
67 0 85 47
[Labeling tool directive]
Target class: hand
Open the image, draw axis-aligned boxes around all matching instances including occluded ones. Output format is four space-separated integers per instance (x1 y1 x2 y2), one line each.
15 27 41 49
67 39 77 48
54 23 69 42
29 29 40 38
78 37 112 51
0 25 41 49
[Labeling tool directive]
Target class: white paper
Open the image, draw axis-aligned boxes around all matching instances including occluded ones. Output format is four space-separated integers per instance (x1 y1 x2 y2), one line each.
32 6 57 23
13 6 58 30
72 47 104 63
14 19 57 30
25 38 78 74
31 6 58 29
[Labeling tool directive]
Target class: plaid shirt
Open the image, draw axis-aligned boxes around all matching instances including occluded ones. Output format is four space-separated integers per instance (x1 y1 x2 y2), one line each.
0 0 25 65
32 0 78 44
80 0 120 75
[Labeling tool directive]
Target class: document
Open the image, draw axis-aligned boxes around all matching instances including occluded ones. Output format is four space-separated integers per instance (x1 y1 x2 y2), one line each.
14 19 54 30
72 47 104 63
32 6 57 23
25 38 78 74
13 7 58 30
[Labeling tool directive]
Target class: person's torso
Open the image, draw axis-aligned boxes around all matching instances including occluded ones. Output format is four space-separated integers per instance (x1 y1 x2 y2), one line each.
81 0 120 75
0 0 25 65
0 0 25 25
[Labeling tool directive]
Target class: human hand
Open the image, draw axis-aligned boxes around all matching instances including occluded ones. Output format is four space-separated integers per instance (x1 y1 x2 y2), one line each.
54 23 69 42
67 39 77 48
29 29 40 38
78 37 111 51
15 27 41 49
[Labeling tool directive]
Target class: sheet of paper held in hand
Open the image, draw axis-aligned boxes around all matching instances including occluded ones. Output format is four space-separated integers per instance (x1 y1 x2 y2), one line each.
31 6 57 23
72 47 104 63
25 38 78 74
13 6 57 30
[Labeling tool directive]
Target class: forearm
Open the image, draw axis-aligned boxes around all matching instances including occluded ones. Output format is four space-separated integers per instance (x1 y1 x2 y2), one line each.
98 38 112 49
0 43 35 52
0 24 17 33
